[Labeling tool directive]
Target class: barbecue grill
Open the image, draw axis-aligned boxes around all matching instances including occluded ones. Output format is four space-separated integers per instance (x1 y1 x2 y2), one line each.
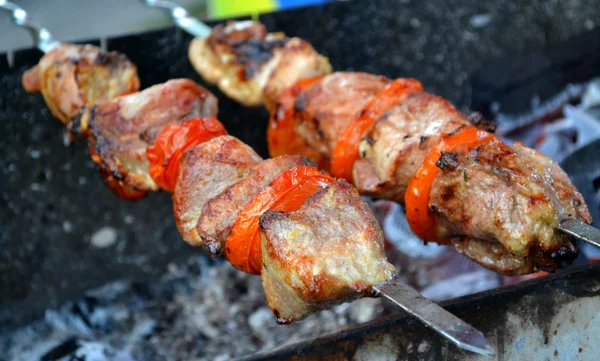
2 1 600 360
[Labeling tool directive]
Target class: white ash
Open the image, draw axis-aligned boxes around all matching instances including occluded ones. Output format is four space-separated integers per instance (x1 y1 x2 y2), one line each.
469 14 492 28
62 220 73 233
497 78 600 161
91 227 118 248
0 257 387 361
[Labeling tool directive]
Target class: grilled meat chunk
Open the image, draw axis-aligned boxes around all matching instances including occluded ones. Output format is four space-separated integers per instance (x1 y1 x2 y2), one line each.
430 141 590 273
188 20 331 108
89 79 218 195
294 72 389 155
356 92 471 201
174 136 262 247
22 44 140 134
197 155 310 256
259 179 395 322
452 238 535 275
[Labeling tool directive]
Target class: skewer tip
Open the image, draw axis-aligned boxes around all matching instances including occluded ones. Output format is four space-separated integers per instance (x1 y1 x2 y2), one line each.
373 280 496 356
559 218 600 249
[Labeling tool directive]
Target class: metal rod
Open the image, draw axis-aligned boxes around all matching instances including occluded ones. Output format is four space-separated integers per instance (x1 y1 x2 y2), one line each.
559 218 600 249
373 280 495 356
0 0 60 53
141 0 212 38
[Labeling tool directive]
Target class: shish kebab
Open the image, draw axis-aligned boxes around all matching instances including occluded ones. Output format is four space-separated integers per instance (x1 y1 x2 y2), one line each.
145 0 600 276
3 2 495 355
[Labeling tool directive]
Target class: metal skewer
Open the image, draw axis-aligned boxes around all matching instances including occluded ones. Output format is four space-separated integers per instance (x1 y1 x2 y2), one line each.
141 0 212 38
374 280 495 356
559 218 600 249
0 0 60 53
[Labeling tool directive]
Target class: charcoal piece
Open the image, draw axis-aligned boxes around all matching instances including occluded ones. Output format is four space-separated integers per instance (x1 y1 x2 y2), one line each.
131 282 154 301
70 296 99 329
40 337 80 361
0 54 8 73
467 27 600 118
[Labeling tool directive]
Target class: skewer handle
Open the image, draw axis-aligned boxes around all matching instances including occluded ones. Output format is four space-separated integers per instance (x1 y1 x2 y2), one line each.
0 0 60 53
141 0 212 38
373 280 495 356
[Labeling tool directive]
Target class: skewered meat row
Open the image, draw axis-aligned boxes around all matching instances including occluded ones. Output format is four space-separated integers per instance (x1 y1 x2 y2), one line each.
267 72 592 275
22 43 140 136
188 20 332 109
86 79 395 322
18 22 589 273
18 40 393 322
188 21 592 274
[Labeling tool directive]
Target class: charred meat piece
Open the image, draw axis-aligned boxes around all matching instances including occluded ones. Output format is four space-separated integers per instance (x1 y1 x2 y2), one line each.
89 79 218 195
260 179 395 322
174 136 262 247
197 155 311 256
430 140 589 273
22 44 140 134
188 21 331 108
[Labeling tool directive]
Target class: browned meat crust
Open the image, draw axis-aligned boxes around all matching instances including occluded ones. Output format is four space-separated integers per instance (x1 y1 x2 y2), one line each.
294 72 390 156
196 155 310 256
285 71 591 274
357 92 471 201
431 140 589 273
173 136 262 246
259 179 395 322
88 79 218 195
188 21 331 107
21 44 140 134
452 238 534 275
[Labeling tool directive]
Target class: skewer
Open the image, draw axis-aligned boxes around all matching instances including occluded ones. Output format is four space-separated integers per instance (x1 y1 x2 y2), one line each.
559 218 600 249
374 280 495 356
0 0 60 53
141 0 211 38
1 3 497 356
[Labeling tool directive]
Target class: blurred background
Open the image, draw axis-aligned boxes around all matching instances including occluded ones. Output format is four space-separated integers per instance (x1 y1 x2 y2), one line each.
0 0 332 53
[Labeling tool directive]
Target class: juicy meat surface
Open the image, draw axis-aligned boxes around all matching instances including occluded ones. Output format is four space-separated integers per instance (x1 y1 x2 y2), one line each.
196 155 310 256
22 44 140 134
173 136 262 247
259 179 395 322
188 20 331 107
294 72 389 156
356 92 471 201
261 38 333 111
452 237 535 275
89 79 218 194
430 140 590 273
